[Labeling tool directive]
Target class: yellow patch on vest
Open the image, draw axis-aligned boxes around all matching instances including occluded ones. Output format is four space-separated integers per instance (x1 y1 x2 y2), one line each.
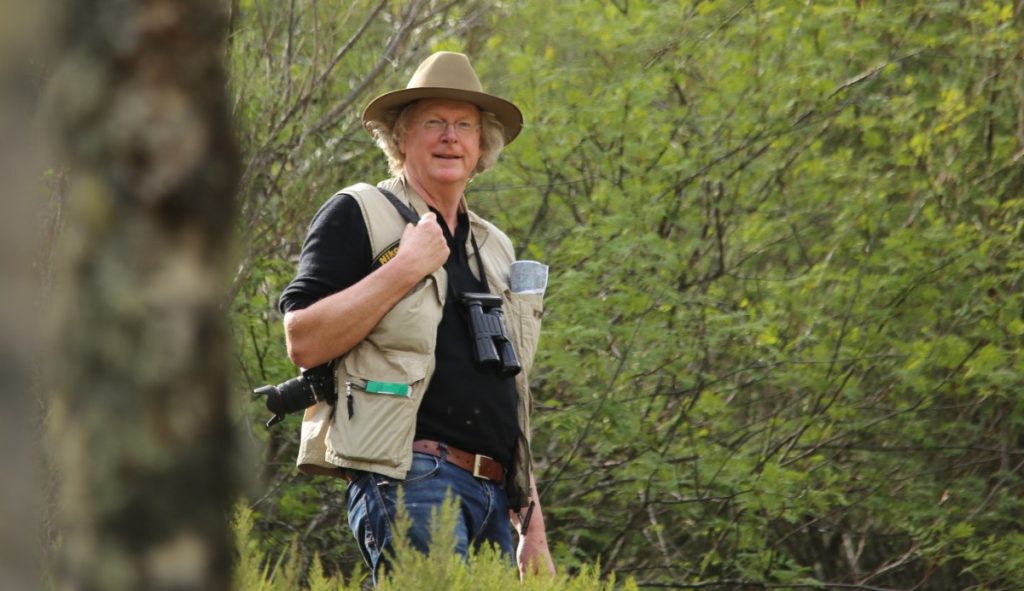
374 241 400 268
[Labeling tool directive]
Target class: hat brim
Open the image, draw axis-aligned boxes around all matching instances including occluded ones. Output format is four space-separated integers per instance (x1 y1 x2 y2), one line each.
362 87 523 144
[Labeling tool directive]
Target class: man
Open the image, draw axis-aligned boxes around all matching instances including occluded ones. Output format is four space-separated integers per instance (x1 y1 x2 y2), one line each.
278 51 555 582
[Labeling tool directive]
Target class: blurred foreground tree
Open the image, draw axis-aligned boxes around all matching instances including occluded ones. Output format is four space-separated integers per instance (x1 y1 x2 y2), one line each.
0 0 50 589
45 0 240 589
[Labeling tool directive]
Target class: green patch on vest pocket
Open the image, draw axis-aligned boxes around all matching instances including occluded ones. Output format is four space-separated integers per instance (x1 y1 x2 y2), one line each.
364 381 410 397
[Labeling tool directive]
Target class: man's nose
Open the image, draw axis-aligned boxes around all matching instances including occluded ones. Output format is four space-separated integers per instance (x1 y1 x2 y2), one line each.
440 123 459 140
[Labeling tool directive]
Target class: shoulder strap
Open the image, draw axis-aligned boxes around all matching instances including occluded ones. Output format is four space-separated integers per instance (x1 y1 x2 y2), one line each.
377 186 420 226
375 185 490 293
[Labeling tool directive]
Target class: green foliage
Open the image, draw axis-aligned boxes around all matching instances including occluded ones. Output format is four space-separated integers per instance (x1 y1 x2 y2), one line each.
228 0 1024 588
233 502 363 591
232 499 635 590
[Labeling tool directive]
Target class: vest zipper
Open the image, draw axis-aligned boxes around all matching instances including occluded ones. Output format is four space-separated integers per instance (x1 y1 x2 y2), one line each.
345 382 357 419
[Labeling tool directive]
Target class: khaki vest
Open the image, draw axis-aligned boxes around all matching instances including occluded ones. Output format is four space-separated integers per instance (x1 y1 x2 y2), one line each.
295 178 543 508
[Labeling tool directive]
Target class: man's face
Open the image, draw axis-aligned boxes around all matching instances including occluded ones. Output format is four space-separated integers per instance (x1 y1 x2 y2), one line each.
400 99 482 189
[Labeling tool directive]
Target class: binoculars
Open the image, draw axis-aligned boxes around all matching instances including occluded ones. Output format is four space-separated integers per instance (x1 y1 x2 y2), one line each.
459 292 521 377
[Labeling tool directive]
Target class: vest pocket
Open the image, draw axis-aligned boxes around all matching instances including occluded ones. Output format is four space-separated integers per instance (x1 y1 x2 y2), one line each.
296 400 336 475
333 350 431 467
506 292 544 375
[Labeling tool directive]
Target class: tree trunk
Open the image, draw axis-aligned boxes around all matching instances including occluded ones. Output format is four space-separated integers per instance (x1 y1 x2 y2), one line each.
0 1 49 589
46 1 240 589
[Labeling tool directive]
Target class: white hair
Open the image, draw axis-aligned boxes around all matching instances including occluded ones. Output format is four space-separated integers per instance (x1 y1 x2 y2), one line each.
366 101 506 177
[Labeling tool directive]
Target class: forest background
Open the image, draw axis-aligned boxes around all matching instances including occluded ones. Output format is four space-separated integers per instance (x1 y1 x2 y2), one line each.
5 0 1023 590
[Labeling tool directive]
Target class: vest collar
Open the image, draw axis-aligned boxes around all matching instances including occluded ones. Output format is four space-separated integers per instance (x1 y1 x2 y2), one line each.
382 175 491 249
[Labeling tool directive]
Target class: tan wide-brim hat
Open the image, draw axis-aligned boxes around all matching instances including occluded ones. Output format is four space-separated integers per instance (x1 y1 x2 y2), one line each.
362 51 524 144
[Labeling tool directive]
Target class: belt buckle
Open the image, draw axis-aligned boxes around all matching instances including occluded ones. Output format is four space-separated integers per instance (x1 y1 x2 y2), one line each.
472 454 493 480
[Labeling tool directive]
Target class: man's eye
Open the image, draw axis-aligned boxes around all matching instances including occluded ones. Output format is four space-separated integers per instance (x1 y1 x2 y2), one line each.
455 122 475 132
425 120 445 130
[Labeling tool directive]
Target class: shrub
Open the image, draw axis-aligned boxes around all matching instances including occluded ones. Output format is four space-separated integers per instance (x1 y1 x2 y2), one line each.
232 499 636 590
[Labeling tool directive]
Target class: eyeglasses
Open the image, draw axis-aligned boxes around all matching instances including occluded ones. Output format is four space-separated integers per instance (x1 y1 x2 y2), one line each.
418 119 481 137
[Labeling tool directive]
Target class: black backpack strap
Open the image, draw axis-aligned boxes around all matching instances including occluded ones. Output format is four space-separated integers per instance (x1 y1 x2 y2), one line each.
365 186 422 272
375 185 489 293
377 186 421 225
376 184 491 292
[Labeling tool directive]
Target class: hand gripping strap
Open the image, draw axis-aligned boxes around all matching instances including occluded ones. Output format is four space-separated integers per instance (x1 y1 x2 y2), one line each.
374 185 489 293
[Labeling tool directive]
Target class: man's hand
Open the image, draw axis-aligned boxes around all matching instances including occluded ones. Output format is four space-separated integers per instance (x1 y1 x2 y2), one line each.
512 473 556 580
395 212 449 278
517 531 555 579
283 212 448 368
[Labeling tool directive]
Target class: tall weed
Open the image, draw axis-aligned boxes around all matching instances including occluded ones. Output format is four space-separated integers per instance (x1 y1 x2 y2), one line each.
232 500 635 590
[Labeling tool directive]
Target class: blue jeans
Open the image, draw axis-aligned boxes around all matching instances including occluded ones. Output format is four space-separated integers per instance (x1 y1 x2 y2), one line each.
346 451 514 585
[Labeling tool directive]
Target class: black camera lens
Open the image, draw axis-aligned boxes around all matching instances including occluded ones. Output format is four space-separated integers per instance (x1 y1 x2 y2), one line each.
254 363 336 428
255 377 316 427
264 377 316 414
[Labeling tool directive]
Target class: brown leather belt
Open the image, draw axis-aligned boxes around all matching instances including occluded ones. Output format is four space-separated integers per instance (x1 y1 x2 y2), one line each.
412 439 505 486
